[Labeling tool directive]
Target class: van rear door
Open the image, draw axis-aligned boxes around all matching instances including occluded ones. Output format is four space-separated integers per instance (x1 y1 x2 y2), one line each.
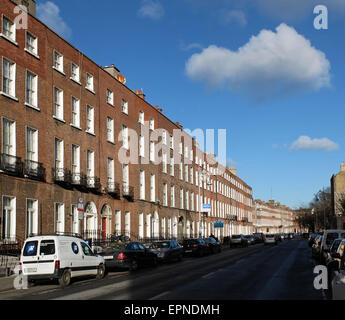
37 239 56 275
22 240 39 275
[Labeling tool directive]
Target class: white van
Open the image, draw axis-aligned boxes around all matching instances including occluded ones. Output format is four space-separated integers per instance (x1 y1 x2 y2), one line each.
320 230 345 264
20 235 105 287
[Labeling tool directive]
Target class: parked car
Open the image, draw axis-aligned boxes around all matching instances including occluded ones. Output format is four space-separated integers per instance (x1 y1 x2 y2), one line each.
244 235 255 245
148 240 183 262
308 233 318 247
20 235 105 287
275 234 283 242
326 239 345 275
204 237 222 254
231 235 248 248
312 235 323 261
264 234 278 246
182 239 209 257
253 233 265 243
320 230 345 264
98 241 158 271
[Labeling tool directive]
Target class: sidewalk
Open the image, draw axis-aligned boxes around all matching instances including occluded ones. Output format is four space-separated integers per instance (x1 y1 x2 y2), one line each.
0 275 16 293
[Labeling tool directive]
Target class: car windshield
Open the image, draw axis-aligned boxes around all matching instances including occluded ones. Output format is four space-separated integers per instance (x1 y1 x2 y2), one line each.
183 239 197 244
102 243 127 252
153 242 170 248
326 233 340 246
266 235 274 238
232 235 241 239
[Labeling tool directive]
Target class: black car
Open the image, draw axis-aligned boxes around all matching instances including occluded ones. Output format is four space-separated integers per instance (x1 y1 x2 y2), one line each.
148 240 183 262
99 241 158 271
204 237 222 254
253 233 265 244
182 238 209 257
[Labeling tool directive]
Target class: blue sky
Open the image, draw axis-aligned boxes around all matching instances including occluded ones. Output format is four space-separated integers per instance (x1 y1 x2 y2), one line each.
36 0 345 209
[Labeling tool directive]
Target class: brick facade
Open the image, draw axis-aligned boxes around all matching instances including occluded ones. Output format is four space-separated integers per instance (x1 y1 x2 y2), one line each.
0 0 254 242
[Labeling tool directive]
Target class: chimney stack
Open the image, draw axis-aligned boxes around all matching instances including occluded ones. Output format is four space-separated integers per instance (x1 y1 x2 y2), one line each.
341 162 345 172
103 64 126 84
135 89 146 100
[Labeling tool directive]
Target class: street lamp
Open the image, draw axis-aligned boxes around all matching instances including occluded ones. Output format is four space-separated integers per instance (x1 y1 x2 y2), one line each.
198 167 211 238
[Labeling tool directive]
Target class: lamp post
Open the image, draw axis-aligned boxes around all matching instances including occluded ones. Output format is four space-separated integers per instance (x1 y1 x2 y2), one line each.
198 167 211 238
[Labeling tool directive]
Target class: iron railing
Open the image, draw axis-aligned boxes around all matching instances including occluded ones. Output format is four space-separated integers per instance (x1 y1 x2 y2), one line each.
86 176 101 191
123 185 134 201
0 153 23 177
53 168 72 185
107 179 120 198
24 159 46 181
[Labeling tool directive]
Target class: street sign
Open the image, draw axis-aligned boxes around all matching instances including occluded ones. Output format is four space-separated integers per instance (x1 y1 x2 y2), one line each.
214 221 224 228
77 198 84 220
202 204 211 213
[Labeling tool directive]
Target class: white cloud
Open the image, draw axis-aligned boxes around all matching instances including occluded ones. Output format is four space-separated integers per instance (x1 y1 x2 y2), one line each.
185 23 331 102
37 1 71 38
220 9 247 26
138 0 165 20
290 136 339 151
180 42 203 51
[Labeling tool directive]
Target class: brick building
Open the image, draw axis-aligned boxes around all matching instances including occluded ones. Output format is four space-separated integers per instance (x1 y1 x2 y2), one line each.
254 199 296 234
0 0 254 243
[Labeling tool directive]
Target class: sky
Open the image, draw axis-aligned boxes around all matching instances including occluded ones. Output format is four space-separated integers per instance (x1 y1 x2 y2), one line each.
35 0 345 209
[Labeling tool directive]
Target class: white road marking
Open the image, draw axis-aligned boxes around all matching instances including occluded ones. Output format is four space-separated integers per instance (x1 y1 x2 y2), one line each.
149 291 171 300
202 272 216 279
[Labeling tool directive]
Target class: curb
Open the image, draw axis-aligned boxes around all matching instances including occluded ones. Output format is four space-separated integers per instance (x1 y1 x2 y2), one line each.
0 275 16 293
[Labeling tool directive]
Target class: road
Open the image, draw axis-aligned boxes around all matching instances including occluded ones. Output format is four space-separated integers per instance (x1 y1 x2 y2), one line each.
0 238 323 300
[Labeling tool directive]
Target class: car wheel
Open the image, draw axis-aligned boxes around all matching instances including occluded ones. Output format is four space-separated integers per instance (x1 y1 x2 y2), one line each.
96 264 105 279
58 269 71 288
129 259 139 271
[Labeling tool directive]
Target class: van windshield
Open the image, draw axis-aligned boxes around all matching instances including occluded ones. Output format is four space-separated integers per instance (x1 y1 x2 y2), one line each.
40 240 55 255
23 241 38 256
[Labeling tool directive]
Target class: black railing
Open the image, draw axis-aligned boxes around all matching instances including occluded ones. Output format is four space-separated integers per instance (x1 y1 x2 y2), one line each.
107 180 120 198
0 153 23 177
86 176 101 191
24 159 46 181
53 168 72 185
123 185 134 201
71 172 85 186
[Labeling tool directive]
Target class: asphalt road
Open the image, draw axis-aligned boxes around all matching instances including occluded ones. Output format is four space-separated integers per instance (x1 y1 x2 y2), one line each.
0 239 323 300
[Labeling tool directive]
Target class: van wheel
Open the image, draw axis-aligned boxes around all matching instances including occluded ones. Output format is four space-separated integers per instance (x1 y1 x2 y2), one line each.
96 264 105 279
58 269 71 288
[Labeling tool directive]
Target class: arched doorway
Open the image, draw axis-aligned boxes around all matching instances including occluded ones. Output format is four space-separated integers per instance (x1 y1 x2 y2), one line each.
101 204 112 240
84 202 97 240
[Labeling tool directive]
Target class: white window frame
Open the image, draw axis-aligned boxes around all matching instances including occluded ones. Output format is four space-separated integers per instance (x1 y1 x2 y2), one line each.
107 117 114 143
71 96 80 128
26 126 38 162
54 202 65 234
1 57 17 100
150 174 156 202
2 117 16 156
122 99 128 114
86 150 95 178
86 72 94 92
53 50 64 74
139 170 145 200
26 199 38 237
122 125 129 150
70 62 80 84
25 70 39 110
1 15 17 45
86 105 95 134
139 110 144 124
53 86 64 121
25 31 39 58
107 89 114 106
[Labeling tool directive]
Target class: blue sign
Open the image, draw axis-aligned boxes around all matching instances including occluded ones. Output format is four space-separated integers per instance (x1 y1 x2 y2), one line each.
71 242 79 254
214 221 224 228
